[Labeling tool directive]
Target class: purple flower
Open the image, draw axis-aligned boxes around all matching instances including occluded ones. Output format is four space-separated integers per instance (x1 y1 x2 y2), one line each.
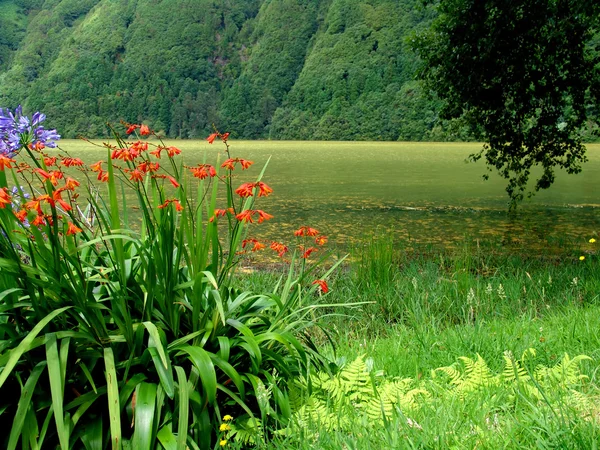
0 105 60 156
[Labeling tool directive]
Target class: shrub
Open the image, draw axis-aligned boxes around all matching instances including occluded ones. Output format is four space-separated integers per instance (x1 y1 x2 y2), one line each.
0 107 339 449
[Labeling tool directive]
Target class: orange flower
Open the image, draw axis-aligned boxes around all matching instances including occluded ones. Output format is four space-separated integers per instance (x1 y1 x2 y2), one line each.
14 209 28 222
33 168 62 186
61 157 84 167
270 242 289 258
294 226 320 237
235 183 255 198
129 169 144 182
66 222 83 236
312 280 329 294
97 171 109 182
166 146 181 157
24 198 43 214
221 159 236 170
157 200 170 209
150 146 163 158
256 210 273 223
173 199 184 212
167 176 180 188
236 209 255 223
0 155 15 171
64 177 80 190
131 141 149 153
302 247 318 259
90 161 103 172
0 188 11 208
139 124 151 136
256 182 272 197
242 238 265 252
189 164 216 179
207 133 218 144
315 235 328 246
221 132 230 141
126 124 140 134
44 156 57 167
29 142 45 150
31 214 46 226
138 161 160 173
239 159 252 169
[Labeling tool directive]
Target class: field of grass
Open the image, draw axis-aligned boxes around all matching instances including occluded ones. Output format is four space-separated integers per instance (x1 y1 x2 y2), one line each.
237 236 600 449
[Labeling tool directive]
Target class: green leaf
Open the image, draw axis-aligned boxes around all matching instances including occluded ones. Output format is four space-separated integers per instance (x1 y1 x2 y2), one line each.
104 347 121 450
179 346 217 404
46 334 70 450
132 382 157 450
7 361 46 450
0 306 71 388
174 366 190 450
156 426 177 450
148 347 175 399
79 417 103 450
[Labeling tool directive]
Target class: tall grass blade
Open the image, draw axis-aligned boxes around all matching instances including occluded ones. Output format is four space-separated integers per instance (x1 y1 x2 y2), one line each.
7 361 46 450
104 347 121 450
175 366 190 450
46 334 69 450
0 306 71 388
132 382 157 450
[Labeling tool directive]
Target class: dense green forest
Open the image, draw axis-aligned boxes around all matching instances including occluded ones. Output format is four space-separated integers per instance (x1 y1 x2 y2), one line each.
0 0 597 140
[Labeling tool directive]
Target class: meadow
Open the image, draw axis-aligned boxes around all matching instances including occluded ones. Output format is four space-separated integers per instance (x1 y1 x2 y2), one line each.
1 129 599 449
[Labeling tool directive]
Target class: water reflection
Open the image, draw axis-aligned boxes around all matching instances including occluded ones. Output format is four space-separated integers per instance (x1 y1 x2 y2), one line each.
54 140 599 255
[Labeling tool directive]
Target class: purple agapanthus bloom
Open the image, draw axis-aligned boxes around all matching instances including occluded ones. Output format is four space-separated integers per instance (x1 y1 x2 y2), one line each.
0 106 60 157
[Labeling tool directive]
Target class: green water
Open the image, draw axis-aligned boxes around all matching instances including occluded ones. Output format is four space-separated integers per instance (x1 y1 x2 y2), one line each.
57 140 599 254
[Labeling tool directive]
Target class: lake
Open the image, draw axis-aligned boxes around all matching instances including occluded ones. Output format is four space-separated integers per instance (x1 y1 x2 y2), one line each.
54 139 599 255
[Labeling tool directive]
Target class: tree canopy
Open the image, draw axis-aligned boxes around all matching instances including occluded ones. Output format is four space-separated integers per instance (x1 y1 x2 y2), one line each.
414 0 600 205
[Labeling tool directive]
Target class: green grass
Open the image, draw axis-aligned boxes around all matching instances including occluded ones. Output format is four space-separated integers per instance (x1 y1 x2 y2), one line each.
236 236 600 449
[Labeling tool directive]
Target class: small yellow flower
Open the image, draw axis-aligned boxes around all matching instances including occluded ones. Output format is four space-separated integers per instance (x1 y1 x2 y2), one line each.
219 423 231 432
590 238 597 244
579 256 585 261
220 439 227 447
223 414 233 421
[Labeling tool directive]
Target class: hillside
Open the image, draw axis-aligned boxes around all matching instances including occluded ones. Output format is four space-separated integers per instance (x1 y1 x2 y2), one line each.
0 0 596 141
0 0 449 139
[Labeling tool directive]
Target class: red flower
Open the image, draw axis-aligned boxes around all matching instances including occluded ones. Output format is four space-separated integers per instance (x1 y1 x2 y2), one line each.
189 164 216 179
207 133 218 144
256 210 273 223
97 171 109 182
256 182 272 197
239 159 253 169
235 183 255 198
315 235 328 246
44 157 57 167
66 222 83 236
0 188 11 208
236 209 254 223
270 242 288 258
90 161 103 172
173 199 184 212
126 124 140 134
221 132 230 141
157 200 170 209
0 155 15 171
61 157 84 167
167 176 180 188
139 124 151 136
294 226 320 237
150 147 163 158
242 238 265 252
221 159 236 170
312 280 329 294
167 146 181 157
31 214 46 226
302 247 318 259
14 209 28 222
64 177 80 190
129 169 144 182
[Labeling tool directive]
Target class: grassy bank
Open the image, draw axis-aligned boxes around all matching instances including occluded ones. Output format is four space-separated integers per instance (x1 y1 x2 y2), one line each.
238 237 600 449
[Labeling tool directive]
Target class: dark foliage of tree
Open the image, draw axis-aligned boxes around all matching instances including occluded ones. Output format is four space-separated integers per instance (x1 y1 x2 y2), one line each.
414 0 600 205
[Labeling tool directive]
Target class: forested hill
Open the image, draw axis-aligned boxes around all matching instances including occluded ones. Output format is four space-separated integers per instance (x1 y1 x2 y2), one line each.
2 0 445 140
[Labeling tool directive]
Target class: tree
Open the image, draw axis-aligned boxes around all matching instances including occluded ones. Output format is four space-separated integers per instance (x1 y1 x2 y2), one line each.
414 0 600 207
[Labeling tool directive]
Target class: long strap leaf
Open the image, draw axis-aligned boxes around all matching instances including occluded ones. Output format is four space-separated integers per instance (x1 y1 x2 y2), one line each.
0 306 71 388
104 347 121 450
